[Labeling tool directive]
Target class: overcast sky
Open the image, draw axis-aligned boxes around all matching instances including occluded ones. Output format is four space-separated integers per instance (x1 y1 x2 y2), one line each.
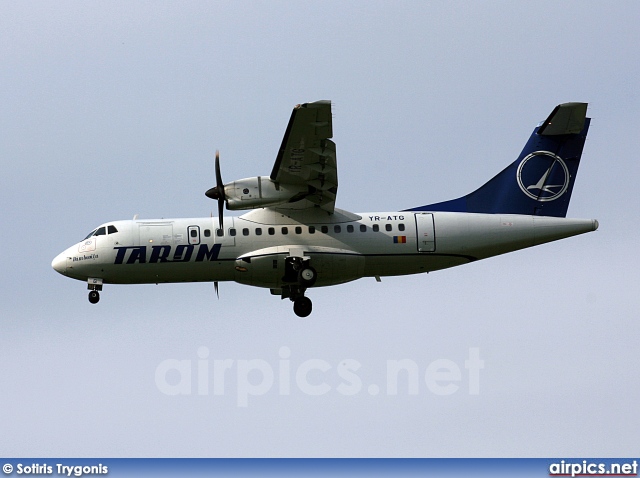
1 1 639 458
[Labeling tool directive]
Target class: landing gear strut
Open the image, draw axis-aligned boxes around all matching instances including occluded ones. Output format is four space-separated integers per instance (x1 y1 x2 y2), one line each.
283 256 316 285
279 285 313 318
281 250 316 317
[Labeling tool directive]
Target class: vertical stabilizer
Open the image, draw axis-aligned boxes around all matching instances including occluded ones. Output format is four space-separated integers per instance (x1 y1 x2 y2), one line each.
406 103 590 217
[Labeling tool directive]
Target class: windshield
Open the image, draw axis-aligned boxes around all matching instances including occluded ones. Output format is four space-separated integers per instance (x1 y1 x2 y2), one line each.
82 229 97 241
81 224 118 241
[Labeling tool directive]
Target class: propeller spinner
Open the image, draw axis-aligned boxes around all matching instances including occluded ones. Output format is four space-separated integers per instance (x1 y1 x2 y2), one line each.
205 151 226 229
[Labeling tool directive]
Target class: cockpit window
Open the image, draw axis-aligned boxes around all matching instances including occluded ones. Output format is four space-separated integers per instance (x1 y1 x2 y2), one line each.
81 225 113 241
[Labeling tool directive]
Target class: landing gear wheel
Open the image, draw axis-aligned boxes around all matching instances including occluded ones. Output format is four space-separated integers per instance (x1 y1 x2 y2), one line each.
298 266 317 287
293 296 312 317
88 290 100 304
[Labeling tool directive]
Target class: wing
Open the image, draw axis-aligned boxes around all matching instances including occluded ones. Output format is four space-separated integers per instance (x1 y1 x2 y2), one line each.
270 100 337 213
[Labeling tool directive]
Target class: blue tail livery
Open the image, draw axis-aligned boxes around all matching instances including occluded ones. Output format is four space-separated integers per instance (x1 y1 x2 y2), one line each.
405 103 590 217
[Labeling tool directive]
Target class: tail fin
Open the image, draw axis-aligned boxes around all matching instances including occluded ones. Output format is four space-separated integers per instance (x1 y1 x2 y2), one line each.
406 103 590 217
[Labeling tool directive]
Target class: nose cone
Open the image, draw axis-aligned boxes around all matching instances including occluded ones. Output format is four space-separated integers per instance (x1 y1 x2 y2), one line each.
51 252 67 275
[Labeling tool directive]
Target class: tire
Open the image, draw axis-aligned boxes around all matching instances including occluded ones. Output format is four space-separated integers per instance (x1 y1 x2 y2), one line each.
293 296 312 317
88 290 100 304
298 266 317 287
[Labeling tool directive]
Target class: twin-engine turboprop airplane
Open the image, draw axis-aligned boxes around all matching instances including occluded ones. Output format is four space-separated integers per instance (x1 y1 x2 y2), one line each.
52 101 598 317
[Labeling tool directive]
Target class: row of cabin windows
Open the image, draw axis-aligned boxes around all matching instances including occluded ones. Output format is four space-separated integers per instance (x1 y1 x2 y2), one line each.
86 222 406 242
209 223 406 237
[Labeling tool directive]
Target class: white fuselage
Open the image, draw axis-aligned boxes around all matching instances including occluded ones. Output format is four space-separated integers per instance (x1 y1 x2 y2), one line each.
52 208 598 290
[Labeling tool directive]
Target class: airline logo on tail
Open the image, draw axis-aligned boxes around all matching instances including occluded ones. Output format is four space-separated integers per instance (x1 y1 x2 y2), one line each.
516 151 569 202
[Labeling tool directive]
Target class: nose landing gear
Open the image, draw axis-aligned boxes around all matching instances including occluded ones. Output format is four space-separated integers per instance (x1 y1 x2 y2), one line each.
88 290 100 304
87 278 103 304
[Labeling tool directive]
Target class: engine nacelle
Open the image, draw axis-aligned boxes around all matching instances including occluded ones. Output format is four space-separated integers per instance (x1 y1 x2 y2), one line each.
224 176 306 210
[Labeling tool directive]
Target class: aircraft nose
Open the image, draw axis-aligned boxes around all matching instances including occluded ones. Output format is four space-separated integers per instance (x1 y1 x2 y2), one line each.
51 252 67 275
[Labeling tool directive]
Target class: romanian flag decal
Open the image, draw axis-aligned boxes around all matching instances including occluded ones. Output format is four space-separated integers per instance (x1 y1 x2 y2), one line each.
393 236 407 244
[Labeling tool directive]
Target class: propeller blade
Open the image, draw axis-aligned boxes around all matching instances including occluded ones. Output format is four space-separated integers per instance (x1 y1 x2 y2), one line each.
215 151 223 194
217 197 224 230
215 150 224 230
214 281 219 299
205 150 226 230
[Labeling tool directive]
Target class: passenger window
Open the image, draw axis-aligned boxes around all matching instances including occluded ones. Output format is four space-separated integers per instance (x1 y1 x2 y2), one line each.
321 226 328 233
243 228 249 236
256 228 262 236
107 225 118 234
268 227 275 235
230 228 236 237
93 227 106 236
295 226 302 234
347 225 354 233
309 226 315 234
216 229 224 237
360 224 367 232
386 224 392 232
373 224 379 232
190 229 198 238
334 225 341 233
282 227 288 235
204 229 211 237
398 223 405 232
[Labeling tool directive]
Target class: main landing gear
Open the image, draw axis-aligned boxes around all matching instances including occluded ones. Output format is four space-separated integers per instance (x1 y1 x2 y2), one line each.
298 266 317 287
292 292 312 318
87 278 103 304
278 286 312 317
281 254 316 317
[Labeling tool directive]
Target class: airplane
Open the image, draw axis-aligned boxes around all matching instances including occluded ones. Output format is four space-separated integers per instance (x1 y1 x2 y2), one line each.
52 101 598 317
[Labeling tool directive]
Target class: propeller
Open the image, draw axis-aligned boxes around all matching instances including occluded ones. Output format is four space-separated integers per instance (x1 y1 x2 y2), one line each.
205 150 226 229
206 152 224 300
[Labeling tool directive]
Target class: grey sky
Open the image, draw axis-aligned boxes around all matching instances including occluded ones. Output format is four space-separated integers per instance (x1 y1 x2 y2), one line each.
1 1 639 457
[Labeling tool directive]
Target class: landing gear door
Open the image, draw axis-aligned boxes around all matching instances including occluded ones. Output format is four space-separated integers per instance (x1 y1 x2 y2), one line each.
415 213 435 252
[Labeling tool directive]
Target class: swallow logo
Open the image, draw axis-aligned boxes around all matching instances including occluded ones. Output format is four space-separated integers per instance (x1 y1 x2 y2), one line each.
516 151 569 202
78 239 96 253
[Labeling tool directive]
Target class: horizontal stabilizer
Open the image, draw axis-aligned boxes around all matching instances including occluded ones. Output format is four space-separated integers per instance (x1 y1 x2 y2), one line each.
537 102 587 136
